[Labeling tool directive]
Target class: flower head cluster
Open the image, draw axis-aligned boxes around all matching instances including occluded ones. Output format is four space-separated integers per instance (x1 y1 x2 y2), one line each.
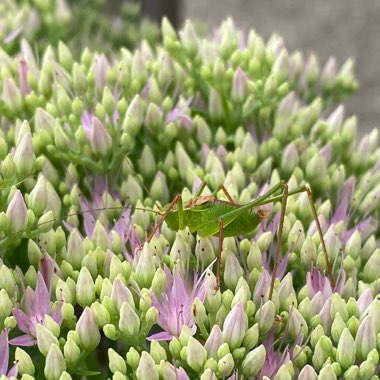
0 8 379 379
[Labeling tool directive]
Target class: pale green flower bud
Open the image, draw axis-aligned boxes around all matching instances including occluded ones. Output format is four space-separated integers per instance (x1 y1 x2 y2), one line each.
363 249 380 283
292 345 307 368
126 347 140 370
287 220 305 252
222 303 247 350
36 324 60 356
345 230 361 260
343 365 359 380
15 347 35 375
58 41 73 71
231 67 248 103
59 372 72 380
145 306 159 326
204 271 221 313
3 77 22 113
44 344 66 380
301 236 317 267
247 242 263 271
255 300 275 335
135 242 156 288
167 337 181 359
323 225 342 263
318 364 337 380
119 302 140 336
217 353 234 377
331 312 346 345
192 297 207 325
76 307 101 351
2 154 16 179
288 306 308 340
208 88 223 121
297 364 317 380
361 236 376 262
63 338 81 365
121 175 143 205
204 325 223 360
4 315 16 329
200 368 217 380
312 337 331 371
356 314 376 361
123 95 144 135
65 229 85 270
28 175 48 216
36 211 54 234
150 171 169 205
138 145 156 180
56 85 71 115
256 231 272 253
194 116 212 145
178 20 198 56
136 351 158 380
330 294 348 322
241 345 266 377
92 220 109 251
150 340 167 364
220 239 241 279
103 324 120 340
90 301 110 328
242 323 259 351
231 285 250 309
108 348 127 374
0 289 13 318
187 336 207 372
76 267 95 307
195 236 215 268
359 358 376 379
6 190 28 235
90 117 112 158
44 315 60 338
110 278 134 309
217 343 230 361
54 127 70 151
109 255 123 282
150 268 166 298
336 328 356 370
81 251 98 279
61 303 75 328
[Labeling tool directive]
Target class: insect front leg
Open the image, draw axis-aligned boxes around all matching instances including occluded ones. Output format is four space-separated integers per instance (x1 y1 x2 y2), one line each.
147 194 184 243
212 184 237 204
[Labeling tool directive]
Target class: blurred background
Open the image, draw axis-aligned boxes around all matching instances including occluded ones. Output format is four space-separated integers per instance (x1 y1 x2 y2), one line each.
141 0 380 135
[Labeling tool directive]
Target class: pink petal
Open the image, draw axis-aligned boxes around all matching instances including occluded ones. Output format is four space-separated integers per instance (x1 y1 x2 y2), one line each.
9 334 36 346
35 272 51 316
0 329 9 375
51 301 63 326
7 361 18 377
12 308 30 334
4 26 23 44
147 331 173 341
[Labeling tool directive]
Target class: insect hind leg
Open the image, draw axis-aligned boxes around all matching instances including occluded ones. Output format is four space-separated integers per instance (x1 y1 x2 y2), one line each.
267 182 335 300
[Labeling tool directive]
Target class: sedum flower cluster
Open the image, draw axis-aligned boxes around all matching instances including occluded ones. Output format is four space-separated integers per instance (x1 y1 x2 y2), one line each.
0 10 379 379
1 0 158 56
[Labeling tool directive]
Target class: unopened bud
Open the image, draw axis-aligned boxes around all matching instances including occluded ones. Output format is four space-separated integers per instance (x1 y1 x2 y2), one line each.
241 345 266 377
136 351 158 380
44 344 66 380
76 307 101 351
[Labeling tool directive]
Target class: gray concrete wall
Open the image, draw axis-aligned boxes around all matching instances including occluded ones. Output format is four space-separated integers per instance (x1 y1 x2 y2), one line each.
185 1 380 135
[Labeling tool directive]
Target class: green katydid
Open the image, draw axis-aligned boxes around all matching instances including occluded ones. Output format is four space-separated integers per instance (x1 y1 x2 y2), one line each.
145 180 335 299
1 173 335 300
